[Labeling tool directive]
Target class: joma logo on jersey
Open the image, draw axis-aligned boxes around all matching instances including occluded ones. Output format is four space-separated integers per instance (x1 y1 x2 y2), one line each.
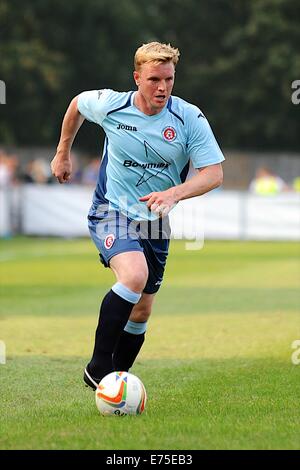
124 160 170 169
117 123 137 131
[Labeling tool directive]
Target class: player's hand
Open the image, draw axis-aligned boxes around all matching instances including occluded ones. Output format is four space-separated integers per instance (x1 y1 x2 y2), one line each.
51 151 72 184
139 188 177 217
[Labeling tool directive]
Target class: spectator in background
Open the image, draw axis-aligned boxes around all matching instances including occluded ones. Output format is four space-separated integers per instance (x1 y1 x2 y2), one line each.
0 150 11 187
81 158 100 186
249 167 289 195
21 153 83 184
22 158 52 184
292 177 300 193
22 160 36 183
66 152 83 184
0 149 19 187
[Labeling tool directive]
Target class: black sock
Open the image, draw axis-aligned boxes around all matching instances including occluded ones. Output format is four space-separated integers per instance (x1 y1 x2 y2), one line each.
113 330 145 371
88 289 135 380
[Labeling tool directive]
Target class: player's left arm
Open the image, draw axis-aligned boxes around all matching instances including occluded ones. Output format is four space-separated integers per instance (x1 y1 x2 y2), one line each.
140 106 225 216
139 163 223 216
174 162 223 200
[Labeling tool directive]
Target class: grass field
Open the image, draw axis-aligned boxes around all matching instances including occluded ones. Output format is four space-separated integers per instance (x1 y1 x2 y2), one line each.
0 237 299 450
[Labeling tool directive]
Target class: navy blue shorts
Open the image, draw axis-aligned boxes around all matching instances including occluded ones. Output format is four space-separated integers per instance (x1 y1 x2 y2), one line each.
88 210 171 294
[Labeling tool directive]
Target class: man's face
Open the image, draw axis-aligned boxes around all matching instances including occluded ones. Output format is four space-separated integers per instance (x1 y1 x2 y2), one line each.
134 61 175 114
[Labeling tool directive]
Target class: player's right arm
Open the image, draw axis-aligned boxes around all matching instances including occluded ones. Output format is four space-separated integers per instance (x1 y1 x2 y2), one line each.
51 96 85 183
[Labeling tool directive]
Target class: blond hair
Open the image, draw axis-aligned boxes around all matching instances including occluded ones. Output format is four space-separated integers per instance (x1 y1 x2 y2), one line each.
134 42 180 71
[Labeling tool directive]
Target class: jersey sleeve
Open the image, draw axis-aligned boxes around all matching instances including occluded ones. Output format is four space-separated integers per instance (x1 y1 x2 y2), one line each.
77 89 113 125
186 106 225 168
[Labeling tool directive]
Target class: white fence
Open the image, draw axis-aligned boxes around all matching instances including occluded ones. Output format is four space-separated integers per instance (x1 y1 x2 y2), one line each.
0 185 299 240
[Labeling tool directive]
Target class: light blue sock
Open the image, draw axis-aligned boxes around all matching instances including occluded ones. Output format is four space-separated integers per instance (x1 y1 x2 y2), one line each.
124 320 147 335
111 282 141 304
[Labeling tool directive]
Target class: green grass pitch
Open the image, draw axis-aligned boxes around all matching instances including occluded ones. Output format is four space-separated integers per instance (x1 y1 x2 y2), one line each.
0 237 299 449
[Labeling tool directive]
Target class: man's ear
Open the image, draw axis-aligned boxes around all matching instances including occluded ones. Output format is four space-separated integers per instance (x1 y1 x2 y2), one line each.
133 70 140 86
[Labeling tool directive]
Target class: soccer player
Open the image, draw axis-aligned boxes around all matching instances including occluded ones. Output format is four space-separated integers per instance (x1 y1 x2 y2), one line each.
51 42 225 390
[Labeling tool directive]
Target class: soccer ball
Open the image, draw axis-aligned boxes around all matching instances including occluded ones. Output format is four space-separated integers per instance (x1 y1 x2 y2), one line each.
95 371 147 416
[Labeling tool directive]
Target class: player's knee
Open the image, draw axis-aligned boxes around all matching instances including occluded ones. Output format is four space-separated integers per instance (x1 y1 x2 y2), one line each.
121 269 148 293
110 252 149 294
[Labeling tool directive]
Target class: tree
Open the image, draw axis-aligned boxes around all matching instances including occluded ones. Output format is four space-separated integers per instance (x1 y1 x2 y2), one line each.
0 0 299 150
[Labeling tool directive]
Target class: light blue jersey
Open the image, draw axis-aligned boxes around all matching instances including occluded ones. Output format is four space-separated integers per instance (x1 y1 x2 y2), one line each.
77 89 224 221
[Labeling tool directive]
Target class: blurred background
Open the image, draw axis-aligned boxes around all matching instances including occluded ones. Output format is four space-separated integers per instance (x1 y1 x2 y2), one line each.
0 0 299 240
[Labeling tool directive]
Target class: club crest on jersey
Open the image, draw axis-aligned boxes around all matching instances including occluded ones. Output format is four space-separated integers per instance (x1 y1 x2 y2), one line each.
104 234 115 250
162 126 177 142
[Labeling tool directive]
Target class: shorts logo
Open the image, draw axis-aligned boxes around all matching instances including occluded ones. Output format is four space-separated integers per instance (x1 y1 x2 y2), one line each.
104 234 115 250
163 126 176 142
